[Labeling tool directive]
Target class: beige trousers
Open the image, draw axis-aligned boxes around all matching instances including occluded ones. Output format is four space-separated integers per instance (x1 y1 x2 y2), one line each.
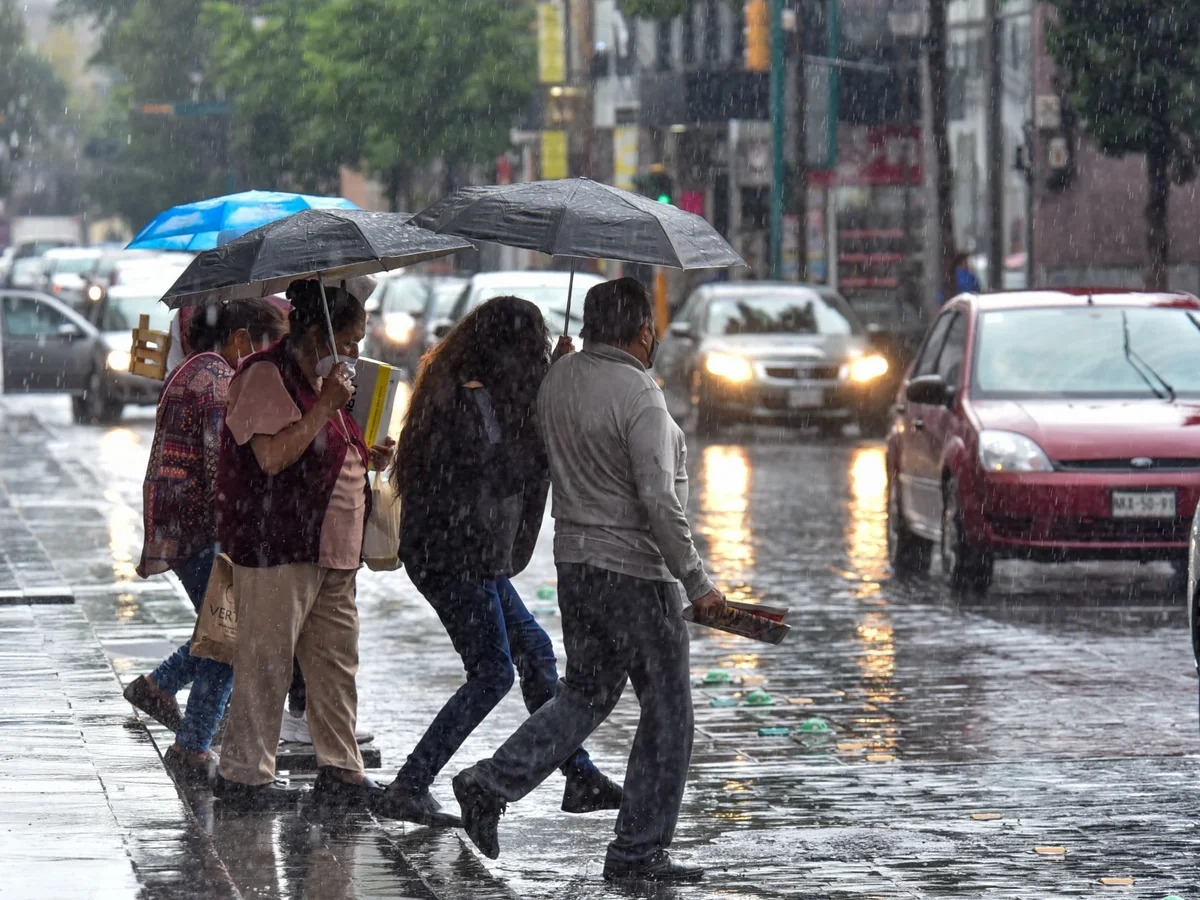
218 562 363 785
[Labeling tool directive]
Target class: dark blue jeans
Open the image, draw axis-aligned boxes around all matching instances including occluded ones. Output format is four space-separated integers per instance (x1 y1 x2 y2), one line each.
148 547 232 753
395 576 597 790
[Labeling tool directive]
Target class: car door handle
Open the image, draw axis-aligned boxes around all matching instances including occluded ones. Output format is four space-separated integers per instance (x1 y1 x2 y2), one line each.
913 418 924 430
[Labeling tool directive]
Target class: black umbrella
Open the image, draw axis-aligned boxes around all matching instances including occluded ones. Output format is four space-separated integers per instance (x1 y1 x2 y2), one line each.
411 178 745 330
160 208 472 365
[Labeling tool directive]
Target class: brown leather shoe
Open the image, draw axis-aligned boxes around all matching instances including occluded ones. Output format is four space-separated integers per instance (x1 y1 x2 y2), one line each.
123 675 182 732
164 744 218 787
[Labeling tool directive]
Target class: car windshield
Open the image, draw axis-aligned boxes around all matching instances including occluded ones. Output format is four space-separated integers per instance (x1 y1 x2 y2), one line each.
377 277 434 315
470 284 594 336
706 292 858 336
100 292 171 333
973 307 1200 398
52 256 98 275
432 280 466 316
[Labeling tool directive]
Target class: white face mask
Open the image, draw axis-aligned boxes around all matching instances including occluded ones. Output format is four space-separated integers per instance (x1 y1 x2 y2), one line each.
316 350 355 380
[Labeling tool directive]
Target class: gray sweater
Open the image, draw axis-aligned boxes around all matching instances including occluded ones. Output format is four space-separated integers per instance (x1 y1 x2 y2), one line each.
537 341 715 601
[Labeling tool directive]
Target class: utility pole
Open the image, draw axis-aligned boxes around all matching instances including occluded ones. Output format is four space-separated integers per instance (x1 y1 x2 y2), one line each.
791 3 808 282
925 0 956 308
769 0 785 279
983 0 1003 290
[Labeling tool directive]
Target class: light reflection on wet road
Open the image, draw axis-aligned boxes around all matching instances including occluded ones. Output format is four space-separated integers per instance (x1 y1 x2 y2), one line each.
9 396 1199 899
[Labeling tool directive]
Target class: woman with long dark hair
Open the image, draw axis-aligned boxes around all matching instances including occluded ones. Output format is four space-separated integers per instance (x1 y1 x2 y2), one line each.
214 279 393 811
376 295 621 825
124 297 287 783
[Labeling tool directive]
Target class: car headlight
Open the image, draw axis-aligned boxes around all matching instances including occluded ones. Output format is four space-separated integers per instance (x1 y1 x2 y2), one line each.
106 349 131 373
847 353 889 384
977 429 1053 472
87 284 104 302
384 312 416 345
705 352 753 383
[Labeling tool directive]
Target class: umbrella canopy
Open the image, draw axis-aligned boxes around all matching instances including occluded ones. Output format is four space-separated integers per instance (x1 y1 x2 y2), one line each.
128 190 359 251
411 178 745 270
160 208 473 309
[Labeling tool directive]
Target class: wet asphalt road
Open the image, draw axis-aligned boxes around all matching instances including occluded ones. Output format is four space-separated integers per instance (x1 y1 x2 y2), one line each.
6 394 1200 898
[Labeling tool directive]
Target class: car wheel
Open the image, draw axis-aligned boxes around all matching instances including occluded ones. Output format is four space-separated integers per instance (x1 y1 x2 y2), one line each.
79 370 124 425
887 472 932 575
941 476 993 591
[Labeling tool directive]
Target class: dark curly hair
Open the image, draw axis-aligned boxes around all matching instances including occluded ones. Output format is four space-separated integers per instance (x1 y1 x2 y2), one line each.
392 295 549 494
284 279 365 344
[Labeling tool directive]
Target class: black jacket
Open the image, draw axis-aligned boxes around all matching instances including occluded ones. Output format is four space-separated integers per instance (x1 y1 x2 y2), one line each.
400 385 548 592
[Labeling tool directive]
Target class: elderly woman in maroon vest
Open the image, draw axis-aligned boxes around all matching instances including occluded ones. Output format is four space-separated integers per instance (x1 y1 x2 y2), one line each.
213 279 392 811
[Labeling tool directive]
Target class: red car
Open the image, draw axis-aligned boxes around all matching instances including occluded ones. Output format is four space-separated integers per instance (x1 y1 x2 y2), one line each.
886 289 1200 591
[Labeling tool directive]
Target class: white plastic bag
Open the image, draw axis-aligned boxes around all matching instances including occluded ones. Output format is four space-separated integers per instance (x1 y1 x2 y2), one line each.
363 472 403 571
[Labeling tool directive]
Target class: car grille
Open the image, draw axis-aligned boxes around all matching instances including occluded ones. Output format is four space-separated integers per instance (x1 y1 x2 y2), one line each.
762 363 841 381
990 516 1189 543
1055 458 1200 472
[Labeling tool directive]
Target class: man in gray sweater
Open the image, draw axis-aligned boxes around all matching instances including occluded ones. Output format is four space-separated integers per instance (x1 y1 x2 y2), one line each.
453 277 726 883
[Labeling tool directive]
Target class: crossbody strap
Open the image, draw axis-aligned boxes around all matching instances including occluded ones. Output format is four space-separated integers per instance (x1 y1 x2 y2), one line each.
469 388 502 446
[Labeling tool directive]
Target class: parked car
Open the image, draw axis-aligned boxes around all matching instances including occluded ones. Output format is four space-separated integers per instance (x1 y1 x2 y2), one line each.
445 270 606 341
40 247 104 309
1 288 98 400
73 282 172 423
655 282 894 437
887 288 1200 593
363 273 467 375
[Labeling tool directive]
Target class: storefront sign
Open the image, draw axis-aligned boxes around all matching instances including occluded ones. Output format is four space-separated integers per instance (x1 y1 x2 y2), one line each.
538 3 566 84
541 130 568 179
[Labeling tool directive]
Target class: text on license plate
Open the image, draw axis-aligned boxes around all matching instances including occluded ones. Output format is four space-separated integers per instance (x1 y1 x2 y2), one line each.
788 388 824 409
1111 490 1176 518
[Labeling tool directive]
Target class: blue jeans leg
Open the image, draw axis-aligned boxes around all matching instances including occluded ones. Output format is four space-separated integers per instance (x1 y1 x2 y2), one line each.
495 578 595 778
149 547 216 696
395 579 518 789
175 658 233 753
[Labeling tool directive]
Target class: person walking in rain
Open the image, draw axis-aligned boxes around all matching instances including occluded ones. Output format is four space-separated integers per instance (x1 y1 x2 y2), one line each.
452 277 726 883
124 297 287 783
213 279 393 810
375 295 622 825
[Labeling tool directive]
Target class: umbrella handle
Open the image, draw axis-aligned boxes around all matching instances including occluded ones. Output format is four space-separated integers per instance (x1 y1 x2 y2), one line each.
563 261 575 338
317 281 340 365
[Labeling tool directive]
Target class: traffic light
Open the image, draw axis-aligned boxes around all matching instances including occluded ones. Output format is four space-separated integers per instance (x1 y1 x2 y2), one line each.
744 0 769 72
634 166 674 205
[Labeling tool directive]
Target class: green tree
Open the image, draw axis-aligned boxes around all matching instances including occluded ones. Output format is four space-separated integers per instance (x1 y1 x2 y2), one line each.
298 0 536 210
1046 0 1200 290
0 0 68 200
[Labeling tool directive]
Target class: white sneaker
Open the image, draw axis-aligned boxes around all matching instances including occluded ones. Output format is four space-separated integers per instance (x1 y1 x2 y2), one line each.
278 711 374 745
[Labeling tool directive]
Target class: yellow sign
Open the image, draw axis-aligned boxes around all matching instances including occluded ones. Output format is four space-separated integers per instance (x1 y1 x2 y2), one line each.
537 2 566 84
613 127 639 191
541 130 568 180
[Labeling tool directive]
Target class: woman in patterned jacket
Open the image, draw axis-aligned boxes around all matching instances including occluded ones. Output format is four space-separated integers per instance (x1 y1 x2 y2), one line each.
123 297 286 783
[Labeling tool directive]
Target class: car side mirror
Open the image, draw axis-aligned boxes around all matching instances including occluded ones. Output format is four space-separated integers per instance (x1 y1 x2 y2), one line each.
56 322 82 339
905 374 949 406
668 321 695 340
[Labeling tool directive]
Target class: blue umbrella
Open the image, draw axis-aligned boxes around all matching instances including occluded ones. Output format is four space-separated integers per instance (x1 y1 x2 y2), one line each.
127 190 359 251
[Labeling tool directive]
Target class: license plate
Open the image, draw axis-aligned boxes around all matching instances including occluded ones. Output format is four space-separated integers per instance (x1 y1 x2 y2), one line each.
1111 490 1176 518
787 388 824 409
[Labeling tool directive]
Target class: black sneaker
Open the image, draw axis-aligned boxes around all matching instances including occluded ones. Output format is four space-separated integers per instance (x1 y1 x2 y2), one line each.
312 768 384 810
452 770 506 860
603 850 705 883
374 781 463 827
562 768 623 814
214 775 305 811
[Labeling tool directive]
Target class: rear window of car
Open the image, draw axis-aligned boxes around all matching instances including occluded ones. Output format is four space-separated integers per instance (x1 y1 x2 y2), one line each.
705 291 859 336
973 306 1200 398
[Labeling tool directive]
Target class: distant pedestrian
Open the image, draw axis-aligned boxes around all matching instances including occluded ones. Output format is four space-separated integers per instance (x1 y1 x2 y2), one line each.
954 251 982 295
124 297 287 783
452 277 726 883
213 280 393 811
375 296 622 827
